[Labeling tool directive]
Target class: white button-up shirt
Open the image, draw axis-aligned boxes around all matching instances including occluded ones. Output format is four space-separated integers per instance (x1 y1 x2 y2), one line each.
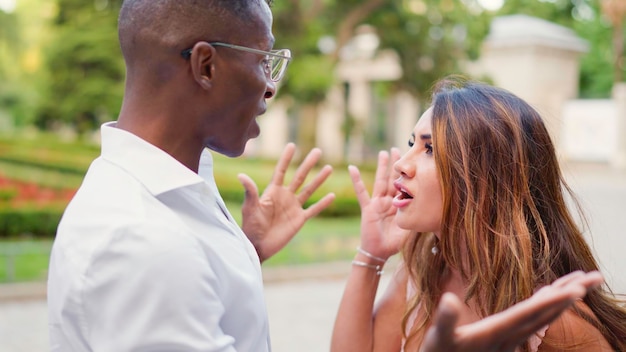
48 122 271 351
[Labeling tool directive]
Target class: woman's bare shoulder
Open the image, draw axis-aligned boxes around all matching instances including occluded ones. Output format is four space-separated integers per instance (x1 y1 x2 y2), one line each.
539 301 613 351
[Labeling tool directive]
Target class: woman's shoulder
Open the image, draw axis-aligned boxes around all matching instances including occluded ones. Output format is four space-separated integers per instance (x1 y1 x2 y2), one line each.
538 300 613 351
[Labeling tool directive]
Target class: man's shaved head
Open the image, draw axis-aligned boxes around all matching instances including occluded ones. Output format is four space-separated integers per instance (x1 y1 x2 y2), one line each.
118 0 271 69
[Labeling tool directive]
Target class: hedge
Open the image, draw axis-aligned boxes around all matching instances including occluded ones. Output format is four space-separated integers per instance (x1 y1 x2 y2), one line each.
214 173 362 218
0 208 64 239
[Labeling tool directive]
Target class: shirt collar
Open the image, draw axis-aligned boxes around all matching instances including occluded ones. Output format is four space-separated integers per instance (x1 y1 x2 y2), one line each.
100 122 209 196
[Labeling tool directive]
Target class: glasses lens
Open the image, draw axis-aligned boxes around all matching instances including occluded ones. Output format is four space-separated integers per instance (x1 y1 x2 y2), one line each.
271 49 291 81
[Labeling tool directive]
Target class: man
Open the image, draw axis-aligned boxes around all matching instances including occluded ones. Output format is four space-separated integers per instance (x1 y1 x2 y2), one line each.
49 1 334 350
47 0 603 351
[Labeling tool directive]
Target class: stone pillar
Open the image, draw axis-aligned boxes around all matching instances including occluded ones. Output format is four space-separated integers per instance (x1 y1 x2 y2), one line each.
345 79 370 163
317 86 346 164
478 15 588 151
391 91 420 153
612 83 626 169
247 100 290 158
336 49 402 163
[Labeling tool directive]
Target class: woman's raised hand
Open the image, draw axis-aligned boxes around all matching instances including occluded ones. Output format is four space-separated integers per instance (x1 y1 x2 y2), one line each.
349 148 412 261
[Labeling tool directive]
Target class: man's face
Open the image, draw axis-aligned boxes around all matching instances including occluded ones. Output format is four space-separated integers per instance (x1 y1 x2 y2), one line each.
200 1 277 157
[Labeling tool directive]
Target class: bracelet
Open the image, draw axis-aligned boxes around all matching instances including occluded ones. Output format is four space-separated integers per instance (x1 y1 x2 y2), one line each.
356 246 386 263
352 260 384 276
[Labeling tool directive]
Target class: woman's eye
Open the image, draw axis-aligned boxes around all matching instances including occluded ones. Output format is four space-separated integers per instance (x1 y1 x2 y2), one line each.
425 143 433 154
408 137 415 147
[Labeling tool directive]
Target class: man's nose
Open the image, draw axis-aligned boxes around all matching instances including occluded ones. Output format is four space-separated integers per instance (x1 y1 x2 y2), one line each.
265 80 276 99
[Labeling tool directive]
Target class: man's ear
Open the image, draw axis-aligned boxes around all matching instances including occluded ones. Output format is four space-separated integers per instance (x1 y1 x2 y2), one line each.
189 42 215 90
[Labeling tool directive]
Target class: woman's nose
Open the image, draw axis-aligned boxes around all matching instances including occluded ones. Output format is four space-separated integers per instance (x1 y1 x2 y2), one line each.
393 153 415 178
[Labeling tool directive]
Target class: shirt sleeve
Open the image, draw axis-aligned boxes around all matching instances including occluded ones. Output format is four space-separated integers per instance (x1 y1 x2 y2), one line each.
80 224 237 352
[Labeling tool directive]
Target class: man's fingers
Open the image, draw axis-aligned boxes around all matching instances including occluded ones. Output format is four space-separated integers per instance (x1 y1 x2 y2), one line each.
421 293 462 352
433 293 462 339
571 271 604 292
458 272 603 350
238 173 260 204
296 164 333 204
303 193 336 219
548 270 586 289
552 270 603 291
288 148 323 192
271 143 297 186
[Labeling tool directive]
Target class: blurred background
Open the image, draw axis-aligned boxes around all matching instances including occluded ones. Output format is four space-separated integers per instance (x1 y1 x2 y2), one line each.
1 0 625 351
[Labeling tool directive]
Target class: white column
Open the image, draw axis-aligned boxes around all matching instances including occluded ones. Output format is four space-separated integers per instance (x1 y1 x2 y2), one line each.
392 91 420 154
611 83 626 169
317 86 346 163
346 79 370 163
248 101 289 158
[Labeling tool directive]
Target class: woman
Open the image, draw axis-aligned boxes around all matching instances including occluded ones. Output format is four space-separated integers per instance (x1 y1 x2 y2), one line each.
331 77 626 351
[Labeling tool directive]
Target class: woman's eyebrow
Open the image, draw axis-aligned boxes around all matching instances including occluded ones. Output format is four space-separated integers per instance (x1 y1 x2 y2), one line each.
420 133 432 140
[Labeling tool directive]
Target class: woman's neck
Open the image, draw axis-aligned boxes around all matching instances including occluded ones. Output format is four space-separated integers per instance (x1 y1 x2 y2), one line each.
441 268 482 326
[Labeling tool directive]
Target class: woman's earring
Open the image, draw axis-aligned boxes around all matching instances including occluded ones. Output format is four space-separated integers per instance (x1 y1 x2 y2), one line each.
431 246 439 255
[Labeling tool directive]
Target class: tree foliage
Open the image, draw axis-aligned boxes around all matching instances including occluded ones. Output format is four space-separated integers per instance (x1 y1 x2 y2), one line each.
0 0 619 133
271 0 491 102
0 8 25 127
575 1 616 98
369 0 491 99
36 0 124 133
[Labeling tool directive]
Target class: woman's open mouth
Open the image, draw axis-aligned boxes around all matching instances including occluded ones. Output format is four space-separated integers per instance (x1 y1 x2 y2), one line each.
392 181 413 208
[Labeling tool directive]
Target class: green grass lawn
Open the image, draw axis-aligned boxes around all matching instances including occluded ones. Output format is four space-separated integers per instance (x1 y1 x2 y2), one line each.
0 240 53 283
226 202 361 267
0 202 361 283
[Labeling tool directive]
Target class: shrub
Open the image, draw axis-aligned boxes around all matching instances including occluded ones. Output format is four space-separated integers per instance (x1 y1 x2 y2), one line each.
0 207 63 238
214 172 362 217
0 186 18 202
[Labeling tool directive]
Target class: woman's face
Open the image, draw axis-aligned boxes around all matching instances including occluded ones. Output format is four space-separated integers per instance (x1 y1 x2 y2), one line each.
392 107 443 235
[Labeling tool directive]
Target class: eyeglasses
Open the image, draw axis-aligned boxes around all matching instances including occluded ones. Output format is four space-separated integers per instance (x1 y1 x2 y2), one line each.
181 42 292 82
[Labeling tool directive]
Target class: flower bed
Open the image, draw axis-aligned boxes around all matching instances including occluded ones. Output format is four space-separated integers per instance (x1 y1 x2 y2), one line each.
0 174 75 208
0 174 74 238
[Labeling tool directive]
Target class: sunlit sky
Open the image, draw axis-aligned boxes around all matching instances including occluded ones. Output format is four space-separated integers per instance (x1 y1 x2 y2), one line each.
0 0 16 13
478 0 505 11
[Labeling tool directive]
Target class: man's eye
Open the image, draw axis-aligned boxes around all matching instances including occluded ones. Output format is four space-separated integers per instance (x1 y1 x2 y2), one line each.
262 57 272 70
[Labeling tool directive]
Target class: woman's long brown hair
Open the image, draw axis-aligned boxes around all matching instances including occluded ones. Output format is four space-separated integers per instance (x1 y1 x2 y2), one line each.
402 76 626 350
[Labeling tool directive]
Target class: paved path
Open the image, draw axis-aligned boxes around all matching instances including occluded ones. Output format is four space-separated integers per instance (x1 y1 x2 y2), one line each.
0 162 624 352
0 278 390 352
561 162 626 293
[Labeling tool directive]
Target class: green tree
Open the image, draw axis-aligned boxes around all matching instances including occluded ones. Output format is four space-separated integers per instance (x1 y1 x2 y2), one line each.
271 0 390 153
0 7 22 128
576 1 615 98
36 0 124 134
0 9 19 79
270 0 493 155
0 0 62 128
370 0 492 100
600 0 626 84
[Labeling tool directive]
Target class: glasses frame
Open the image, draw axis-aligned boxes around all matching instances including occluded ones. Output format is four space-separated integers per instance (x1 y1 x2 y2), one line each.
180 42 292 82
